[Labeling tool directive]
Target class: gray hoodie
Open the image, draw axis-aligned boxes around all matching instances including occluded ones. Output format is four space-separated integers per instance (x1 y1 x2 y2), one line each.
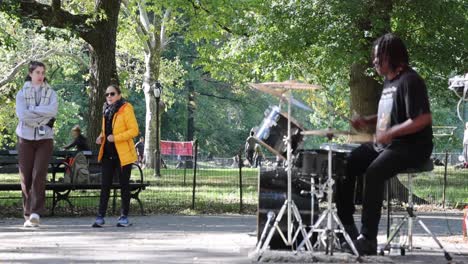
15 81 58 141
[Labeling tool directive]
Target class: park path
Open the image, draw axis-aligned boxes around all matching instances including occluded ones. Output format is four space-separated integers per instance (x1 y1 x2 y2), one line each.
0 214 467 263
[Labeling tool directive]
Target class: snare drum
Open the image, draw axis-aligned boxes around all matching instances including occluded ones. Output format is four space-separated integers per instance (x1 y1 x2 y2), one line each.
255 106 304 159
294 149 349 180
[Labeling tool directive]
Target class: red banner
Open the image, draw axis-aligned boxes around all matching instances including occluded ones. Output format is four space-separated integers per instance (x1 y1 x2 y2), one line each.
160 140 194 156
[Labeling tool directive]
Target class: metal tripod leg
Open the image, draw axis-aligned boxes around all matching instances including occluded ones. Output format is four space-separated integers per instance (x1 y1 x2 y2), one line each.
258 199 311 258
291 202 313 251
415 217 452 261
331 210 360 257
380 216 408 253
297 207 328 250
297 208 360 257
260 200 288 251
380 173 452 260
256 211 276 251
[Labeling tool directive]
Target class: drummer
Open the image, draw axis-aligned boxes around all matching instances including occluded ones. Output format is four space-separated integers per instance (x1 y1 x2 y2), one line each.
336 33 433 255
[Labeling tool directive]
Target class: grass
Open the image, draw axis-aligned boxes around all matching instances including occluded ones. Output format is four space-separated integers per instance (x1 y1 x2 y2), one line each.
400 166 468 206
0 165 466 217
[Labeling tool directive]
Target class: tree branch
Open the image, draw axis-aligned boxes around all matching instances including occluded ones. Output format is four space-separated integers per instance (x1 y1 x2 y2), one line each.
121 0 151 52
160 8 171 50
0 50 88 88
16 1 93 34
197 92 242 103
137 0 151 35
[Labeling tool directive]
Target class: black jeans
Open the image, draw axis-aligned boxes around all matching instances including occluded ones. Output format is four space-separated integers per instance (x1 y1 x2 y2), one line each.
335 142 432 239
98 157 132 217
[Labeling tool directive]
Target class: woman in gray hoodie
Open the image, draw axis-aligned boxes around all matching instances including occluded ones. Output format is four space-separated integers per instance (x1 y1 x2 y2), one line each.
15 61 58 227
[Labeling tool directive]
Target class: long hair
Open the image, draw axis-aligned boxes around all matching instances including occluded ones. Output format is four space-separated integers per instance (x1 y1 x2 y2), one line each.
25 61 48 82
372 33 409 72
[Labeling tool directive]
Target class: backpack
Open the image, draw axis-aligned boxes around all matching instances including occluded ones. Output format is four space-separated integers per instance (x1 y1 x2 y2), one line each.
64 152 90 184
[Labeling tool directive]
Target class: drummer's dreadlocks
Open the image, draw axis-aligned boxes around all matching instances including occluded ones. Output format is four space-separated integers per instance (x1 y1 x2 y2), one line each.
372 33 409 72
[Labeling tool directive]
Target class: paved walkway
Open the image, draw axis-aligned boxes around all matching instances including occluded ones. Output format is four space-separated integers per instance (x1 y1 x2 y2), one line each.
0 214 466 263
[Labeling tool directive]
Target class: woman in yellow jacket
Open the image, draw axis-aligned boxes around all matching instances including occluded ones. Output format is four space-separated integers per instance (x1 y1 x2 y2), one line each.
93 84 139 227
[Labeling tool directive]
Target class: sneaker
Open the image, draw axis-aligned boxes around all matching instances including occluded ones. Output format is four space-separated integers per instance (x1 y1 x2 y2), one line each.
23 220 35 228
92 216 105 228
28 213 40 227
342 234 377 255
117 215 130 227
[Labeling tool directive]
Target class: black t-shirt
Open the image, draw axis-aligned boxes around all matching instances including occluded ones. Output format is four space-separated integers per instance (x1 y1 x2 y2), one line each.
375 67 433 147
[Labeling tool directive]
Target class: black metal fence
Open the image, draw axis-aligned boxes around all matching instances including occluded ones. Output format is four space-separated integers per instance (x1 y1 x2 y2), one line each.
0 150 467 218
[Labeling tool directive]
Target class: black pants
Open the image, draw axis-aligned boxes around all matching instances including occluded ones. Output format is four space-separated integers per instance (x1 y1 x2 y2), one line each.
246 150 254 165
98 157 132 217
335 142 432 239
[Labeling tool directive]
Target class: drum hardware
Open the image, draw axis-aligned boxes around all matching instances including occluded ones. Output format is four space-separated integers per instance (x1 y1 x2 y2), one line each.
256 211 275 252
297 132 360 258
250 81 320 258
255 90 312 257
250 80 320 112
301 128 356 138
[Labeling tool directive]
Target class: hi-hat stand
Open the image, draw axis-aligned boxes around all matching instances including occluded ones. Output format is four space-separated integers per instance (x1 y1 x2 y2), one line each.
297 134 360 258
256 91 312 257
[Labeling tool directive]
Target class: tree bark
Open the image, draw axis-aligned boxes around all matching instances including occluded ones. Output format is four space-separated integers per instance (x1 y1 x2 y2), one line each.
349 63 381 134
348 0 392 141
143 51 161 168
84 1 121 151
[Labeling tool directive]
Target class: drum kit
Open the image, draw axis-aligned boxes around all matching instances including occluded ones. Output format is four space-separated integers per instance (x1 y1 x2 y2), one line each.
250 80 361 259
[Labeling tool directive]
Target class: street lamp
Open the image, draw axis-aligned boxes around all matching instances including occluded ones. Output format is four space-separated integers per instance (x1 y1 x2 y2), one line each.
153 81 163 177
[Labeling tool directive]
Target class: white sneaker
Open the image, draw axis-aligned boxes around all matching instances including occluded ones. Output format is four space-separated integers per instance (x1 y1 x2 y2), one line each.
23 220 34 227
28 213 40 227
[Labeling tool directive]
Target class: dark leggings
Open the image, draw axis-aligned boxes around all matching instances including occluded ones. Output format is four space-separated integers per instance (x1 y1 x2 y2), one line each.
335 142 432 239
98 157 132 217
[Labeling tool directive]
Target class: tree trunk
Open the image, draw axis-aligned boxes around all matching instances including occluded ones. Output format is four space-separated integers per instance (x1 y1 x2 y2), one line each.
349 62 381 137
85 1 121 151
143 51 161 168
87 45 119 150
348 0 392 142
186 80 195 141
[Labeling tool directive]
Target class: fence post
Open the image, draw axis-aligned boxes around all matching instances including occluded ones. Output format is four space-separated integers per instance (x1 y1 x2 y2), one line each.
183 163 187 186
191 140 198 210
443 150 448 208
238 150 243 213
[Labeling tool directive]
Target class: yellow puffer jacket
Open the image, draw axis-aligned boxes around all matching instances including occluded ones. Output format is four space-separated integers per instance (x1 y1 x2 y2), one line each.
98 102 139 166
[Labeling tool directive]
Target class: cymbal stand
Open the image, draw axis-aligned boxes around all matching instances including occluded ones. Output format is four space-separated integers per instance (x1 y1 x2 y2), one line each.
256 90 312 258
297 135 360 257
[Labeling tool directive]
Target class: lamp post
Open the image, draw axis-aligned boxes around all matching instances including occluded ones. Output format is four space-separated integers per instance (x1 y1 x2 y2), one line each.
153 81 162 177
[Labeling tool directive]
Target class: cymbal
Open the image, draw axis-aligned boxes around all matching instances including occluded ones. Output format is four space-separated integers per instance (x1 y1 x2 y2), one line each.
249 80 318 111
301 129 356 137
249 80 321 95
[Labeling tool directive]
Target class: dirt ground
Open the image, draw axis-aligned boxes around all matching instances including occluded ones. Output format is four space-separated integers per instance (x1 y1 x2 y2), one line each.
0 213 467 263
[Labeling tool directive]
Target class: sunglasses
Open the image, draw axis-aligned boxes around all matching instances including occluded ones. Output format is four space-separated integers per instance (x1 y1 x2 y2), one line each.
105 92 116 97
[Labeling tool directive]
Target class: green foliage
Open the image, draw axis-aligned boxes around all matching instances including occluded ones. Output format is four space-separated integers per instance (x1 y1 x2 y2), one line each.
186 0 468 152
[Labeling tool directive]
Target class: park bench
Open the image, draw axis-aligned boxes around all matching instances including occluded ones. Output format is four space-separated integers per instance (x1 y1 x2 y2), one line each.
0 150 149 215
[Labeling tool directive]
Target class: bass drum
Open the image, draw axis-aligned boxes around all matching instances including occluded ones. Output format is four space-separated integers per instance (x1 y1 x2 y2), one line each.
257 168 318 249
